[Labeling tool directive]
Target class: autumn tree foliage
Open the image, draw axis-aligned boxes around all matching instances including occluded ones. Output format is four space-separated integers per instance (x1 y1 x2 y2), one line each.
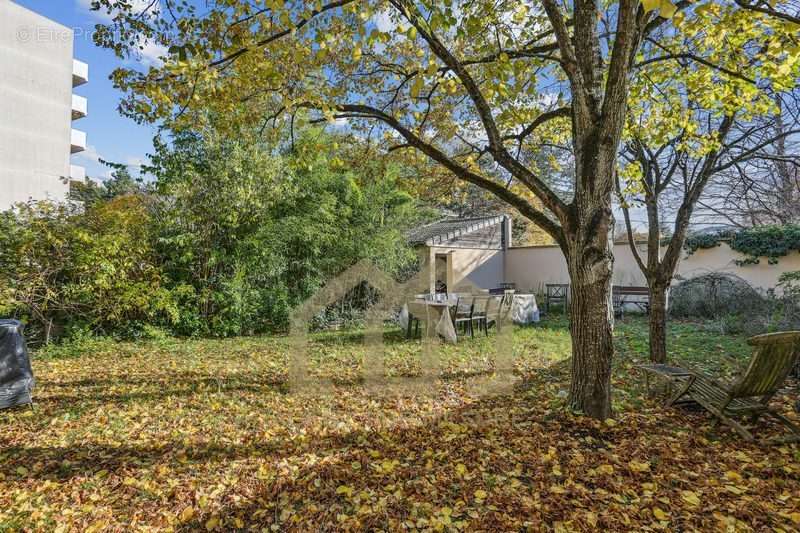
89 0 799 418
615 5 800 363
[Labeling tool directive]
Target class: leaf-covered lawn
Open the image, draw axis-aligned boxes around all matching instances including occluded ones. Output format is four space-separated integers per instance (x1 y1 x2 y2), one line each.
2 317 799 531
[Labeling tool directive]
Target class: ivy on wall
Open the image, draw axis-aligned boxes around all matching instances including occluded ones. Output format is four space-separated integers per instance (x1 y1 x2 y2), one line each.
684 224 800 266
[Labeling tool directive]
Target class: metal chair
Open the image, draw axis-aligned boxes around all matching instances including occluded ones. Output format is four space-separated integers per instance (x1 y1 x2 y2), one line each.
470 296 490 337
405 301 428 339
484 295 505 334
452 297 474 337
545 283 569 314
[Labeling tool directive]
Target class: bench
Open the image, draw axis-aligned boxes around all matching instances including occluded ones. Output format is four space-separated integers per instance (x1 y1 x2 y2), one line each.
612 286 650 316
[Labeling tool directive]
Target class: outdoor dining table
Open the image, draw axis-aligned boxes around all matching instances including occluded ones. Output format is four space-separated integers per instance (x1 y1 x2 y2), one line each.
399 298 459 344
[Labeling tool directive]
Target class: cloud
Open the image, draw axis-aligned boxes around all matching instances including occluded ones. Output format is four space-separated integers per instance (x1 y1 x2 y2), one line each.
73 145 147 181
138 40 168 67
77 0 166 66
125 155 147 170
77 0 159 22
372 9 398 33
73 144 114 180
73 143 102 166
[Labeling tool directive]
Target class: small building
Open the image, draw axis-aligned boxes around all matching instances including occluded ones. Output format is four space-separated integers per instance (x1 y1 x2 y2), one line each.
409 215 512 294
0 1 88 210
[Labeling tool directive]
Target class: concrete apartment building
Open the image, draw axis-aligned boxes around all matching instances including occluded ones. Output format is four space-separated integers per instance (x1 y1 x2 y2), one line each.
0 0 87 211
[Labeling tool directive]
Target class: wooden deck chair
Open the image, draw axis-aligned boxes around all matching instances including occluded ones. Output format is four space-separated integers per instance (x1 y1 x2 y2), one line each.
668 331 800 444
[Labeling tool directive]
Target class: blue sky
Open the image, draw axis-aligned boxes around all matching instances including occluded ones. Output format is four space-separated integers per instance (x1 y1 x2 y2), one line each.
16 0 160 181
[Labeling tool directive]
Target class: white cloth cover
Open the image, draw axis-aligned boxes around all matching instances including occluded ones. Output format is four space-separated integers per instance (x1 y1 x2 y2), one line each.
400 302 458 344
433 305 458 344
399 305 410 330
511 294 540 324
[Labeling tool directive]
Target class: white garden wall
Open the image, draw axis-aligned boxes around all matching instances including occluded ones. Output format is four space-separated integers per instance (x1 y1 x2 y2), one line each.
505 242 800 293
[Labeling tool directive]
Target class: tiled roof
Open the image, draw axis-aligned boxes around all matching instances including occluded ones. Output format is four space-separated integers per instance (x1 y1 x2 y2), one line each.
407 215 506 245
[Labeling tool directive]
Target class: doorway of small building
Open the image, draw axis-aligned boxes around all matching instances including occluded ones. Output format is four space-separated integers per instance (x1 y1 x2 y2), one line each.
434 253 453 294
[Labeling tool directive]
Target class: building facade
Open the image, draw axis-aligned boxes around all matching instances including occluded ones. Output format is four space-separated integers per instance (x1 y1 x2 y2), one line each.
409 215 511 294
0 0 87 211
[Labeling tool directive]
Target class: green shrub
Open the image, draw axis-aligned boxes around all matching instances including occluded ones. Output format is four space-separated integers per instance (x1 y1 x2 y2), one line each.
1 128 428 343
0 197 176 344
684 224 800 265
670 272 800 335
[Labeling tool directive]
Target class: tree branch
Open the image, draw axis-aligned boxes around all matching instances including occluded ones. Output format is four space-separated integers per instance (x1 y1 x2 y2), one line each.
391 0 569 220
332 103 565 243
733 0 800 24
502 107 571 142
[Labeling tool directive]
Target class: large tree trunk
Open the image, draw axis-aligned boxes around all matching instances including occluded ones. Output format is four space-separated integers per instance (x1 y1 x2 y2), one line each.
647 280 669 363
563 196 616 419
567 263 615 418
538 0 642 420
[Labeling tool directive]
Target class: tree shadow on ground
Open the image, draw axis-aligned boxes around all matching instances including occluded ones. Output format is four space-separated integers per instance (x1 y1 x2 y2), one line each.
169 388 797 531
4 373 797 531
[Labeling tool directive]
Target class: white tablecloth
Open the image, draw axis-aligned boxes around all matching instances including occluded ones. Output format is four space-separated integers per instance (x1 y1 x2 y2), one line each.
399 301 458 343
511 294 540 324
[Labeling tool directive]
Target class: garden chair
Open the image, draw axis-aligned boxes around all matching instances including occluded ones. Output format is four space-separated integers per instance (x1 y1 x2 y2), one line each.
452 296 474 337
646 331 800 444
469 296 490 338
484 295 505 334
545 283 569 314
405 301 427 339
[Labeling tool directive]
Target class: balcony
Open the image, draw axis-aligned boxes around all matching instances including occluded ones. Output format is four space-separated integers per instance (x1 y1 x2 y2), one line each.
70 165 86 181
72 94 87 120
72 59 89 87
71 129 86 154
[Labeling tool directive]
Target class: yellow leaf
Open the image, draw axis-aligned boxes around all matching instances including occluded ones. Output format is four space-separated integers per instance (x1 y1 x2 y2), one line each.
659 0 677 18
641 0 660 12
205 516 220 531
474 489 487 500
628 461 650 472
426 60 437 77
410 76 424 99
179 506 195 523
681 490 701 506
336 485 353 497
598 464 614 475
653 508 669 521
724 471 742 482
455 463 467 476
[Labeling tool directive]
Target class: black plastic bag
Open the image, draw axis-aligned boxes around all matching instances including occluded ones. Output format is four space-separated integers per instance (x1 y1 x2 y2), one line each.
0 320 34 409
